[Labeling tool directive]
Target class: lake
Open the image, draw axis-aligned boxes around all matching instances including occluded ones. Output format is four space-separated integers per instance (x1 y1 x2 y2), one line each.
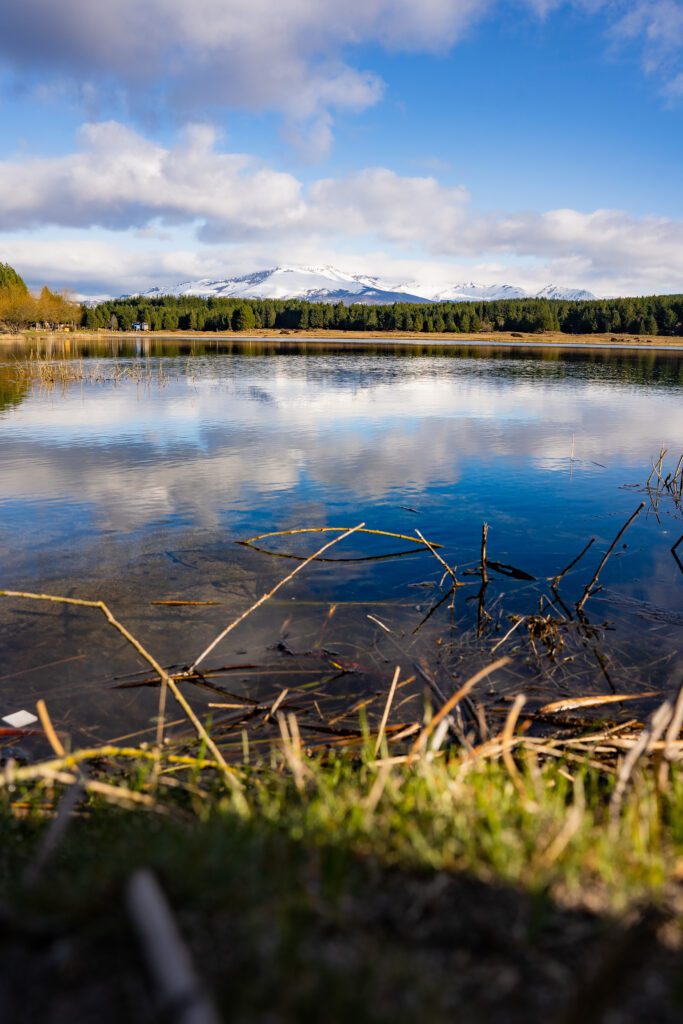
1 338 681 754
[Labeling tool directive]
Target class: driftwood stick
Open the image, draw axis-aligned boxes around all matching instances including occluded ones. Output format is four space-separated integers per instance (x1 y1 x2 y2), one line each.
577 503 645 612
127 869 223 1024
187 523 365 673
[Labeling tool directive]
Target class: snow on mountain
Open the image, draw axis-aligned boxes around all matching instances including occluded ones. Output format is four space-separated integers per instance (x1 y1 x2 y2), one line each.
430 282 597 302
431 282 529 302
141 265 426 305
534 284 596 301
138 266 596 305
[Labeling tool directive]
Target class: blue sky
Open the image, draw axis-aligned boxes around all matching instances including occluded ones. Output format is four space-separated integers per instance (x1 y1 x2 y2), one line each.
0 0 682 297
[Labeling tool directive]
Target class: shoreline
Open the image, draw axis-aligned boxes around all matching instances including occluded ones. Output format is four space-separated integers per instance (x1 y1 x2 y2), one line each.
3 327 683 353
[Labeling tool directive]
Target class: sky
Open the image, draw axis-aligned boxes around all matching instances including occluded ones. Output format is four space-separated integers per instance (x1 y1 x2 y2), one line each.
0 0 683 298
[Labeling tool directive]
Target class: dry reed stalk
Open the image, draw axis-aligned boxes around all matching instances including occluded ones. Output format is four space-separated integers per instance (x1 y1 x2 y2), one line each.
577 503 645 611
480 522 489 583
374 666 401 756
658 681 683 788
647 447 667 487
409 656 511 756
35 698 66 756
501 694 527 784
0 589 241 794
265 688 289 722
549 537 596 587
151 600 221 607
364 763 392 813
22 700 82 885
538 795 584 869
277 712 309 792
539 692 657 715
0 747 223 789
32 766 165 812
609 699 673 825
127 869 223 1024
415 528 462 587
491 615 527 653
239 525 442 548
187 523 365 673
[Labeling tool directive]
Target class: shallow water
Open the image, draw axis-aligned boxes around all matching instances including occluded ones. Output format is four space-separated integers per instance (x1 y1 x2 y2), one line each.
1 339 681 751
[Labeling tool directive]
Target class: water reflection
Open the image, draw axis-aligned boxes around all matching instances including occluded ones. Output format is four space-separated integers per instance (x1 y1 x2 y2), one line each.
0 344 681 744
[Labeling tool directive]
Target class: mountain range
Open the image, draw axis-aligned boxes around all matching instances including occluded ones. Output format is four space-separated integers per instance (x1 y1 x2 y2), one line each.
138 265 596 305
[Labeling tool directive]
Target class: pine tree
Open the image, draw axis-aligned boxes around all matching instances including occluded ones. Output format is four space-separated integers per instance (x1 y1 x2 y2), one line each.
233 304 256 331
0 262 28 296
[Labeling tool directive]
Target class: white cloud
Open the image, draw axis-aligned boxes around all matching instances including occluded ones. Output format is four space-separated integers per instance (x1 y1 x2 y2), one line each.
309 169 470 243
0 122 305 233
612 1 683 75
2 122 683 296
3 0 681 158
0 0 492 153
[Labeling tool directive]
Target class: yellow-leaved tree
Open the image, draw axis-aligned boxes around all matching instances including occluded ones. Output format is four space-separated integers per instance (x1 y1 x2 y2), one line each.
0 263 77 332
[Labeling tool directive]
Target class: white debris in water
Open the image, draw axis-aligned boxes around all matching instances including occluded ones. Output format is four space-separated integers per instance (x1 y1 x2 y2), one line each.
2 709 38 728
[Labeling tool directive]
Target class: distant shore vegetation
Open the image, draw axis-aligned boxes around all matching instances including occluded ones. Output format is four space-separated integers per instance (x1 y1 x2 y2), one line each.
0 262 78 333
2 263 683 336
84 291 683 336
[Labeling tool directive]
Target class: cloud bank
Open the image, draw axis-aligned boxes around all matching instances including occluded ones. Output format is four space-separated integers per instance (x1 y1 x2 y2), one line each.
0 0 490 152
1 1 682 147
0 121 682 296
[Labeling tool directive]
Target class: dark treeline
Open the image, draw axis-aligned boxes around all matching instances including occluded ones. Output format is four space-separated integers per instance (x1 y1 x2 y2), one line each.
82 293 683 336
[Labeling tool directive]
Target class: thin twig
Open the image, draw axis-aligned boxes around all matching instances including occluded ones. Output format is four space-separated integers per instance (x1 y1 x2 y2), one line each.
502 695 527 784
0 590 239 793
609 699 673 825
410 657 510 755
187 523 365 673
238 525 442 548
577 503 645 611
549 537 596 587
491 616 527 654
374 667 401 756
415 529 461 587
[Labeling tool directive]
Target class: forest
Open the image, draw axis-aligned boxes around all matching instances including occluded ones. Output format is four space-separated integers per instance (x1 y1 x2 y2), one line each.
82 291 683 335
2 261 683 335
0 262 78 332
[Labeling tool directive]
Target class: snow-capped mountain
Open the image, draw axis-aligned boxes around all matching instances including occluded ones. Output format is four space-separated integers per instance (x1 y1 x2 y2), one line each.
534 284 596 301
141 265 426 305
137 265 596 305
431 282 529 302
428 282 597 302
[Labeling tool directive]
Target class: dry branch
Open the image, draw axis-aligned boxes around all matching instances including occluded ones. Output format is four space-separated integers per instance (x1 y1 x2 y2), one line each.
187 523 365 673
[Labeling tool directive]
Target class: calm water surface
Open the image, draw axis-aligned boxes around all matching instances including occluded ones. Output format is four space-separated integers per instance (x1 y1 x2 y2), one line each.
1 340 681 749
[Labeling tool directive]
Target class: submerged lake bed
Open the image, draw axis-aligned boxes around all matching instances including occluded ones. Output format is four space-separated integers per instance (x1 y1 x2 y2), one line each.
0 338 681 754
